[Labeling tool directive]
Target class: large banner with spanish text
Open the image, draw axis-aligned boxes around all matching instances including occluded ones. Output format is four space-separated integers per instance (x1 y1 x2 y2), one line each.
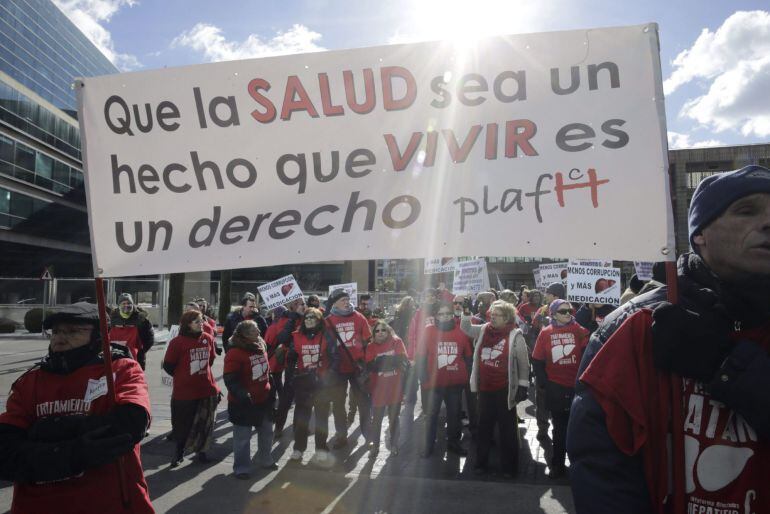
77 24 673 277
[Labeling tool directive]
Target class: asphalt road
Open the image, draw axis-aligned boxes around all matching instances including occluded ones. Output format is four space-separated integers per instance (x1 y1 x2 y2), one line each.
0 336 576 514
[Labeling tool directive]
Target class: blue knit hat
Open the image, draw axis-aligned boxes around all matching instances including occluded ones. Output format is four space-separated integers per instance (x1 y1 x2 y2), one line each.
688 165 770 249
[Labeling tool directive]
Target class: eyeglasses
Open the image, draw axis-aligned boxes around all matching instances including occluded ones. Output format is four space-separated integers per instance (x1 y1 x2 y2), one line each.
374 328 389 333
453 301 463 305
555 310 571 315
304 316 319 321
437 312 453 317
191 319 203 324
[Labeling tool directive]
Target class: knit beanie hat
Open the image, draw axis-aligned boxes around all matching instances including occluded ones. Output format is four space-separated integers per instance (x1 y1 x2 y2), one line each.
545 282 566 299
688 165 770 250
117 293 134 305
549 298 570 316
328 289 350 306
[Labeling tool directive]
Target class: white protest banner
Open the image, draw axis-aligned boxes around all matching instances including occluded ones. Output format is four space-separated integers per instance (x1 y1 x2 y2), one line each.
77 24 674 277
532 268 543 290
257 275 303 310
538 262 569 286
567 264 622 307
452 258 490 295
328 282 358 308
424 258 458 274
634 261 654 281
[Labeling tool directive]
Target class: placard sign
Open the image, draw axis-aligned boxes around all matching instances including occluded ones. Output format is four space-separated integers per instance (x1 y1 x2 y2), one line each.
452 258 490 295
257 275 303 310
634 261 654 281
424 258 459 274
567 264 622 307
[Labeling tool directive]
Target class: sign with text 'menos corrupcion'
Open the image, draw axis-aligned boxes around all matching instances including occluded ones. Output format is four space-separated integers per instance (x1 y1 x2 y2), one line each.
77 23 674 277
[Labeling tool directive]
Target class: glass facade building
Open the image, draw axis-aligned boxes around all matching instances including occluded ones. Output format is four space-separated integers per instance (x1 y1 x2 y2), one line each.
0 0 117 276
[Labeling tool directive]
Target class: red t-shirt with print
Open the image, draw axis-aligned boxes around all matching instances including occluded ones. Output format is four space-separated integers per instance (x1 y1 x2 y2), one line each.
478 332 510 392
164 334 219 400
292 330 329 375
223 346 271 404
419 322 472 389
533 322 590 387
327 311 372 374
0 357 154 514
365 336 407 407
108 325 141 360
582 311 770 514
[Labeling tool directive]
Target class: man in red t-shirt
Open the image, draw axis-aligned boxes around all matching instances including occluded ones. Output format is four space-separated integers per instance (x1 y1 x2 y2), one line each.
532 300 589 478
325 288 372 447
417 303 473 457
568 167 770 514
0 303 154 514
109 293 154 370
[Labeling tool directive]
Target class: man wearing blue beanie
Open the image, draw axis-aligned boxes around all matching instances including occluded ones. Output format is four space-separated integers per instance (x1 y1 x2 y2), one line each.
567 165 770 513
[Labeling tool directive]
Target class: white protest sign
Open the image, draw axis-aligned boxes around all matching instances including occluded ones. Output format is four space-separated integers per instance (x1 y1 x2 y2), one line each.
538 262 569 286
424 258 459 274
257 275 303 310
532 268 543 290
77 24 674 277
634 261 654 281
569 258 613 268
328 282 358 308
567 264 622 307
452 258 490 295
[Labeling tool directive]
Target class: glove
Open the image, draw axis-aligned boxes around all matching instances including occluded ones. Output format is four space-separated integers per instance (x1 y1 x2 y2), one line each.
515 387 528 403
27 414 92 443
462 297 473 314
652 302 731 382
136 350 147 370
215 346 223 356
72 426 134 472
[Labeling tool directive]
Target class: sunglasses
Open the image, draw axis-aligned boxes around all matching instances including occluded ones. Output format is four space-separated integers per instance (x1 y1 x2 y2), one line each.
555 310 571 315
304 316 320 320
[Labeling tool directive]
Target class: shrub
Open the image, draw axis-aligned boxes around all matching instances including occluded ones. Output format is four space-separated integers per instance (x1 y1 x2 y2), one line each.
0 318 16 333
24 308 44 333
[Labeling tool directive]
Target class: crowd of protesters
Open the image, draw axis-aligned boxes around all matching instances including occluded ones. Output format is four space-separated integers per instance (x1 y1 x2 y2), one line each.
0 166 767 514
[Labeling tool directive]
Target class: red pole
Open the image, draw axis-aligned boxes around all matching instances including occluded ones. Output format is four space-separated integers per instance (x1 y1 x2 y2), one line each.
665 261 685 514
94 277 130 507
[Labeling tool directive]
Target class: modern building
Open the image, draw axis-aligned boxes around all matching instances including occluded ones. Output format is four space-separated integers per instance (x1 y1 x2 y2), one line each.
0 0 119 300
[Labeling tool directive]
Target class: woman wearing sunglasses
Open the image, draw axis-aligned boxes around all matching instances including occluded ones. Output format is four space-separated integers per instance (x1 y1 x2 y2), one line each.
289 308 338 465
531 299 590 479
364 321 408 457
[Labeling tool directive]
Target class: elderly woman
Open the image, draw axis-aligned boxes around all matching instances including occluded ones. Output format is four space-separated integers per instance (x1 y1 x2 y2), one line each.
532 300 590 479
223 320 275 479
461 300 530 478
163 309 220 467
364 320 408 457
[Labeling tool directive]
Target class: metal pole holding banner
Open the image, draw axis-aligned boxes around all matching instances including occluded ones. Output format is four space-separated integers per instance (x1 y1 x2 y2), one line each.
94 277 130 507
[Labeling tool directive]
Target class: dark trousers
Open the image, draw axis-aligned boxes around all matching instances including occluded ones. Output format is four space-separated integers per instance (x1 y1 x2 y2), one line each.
171 398 199 457
273 368 295 432
476 389 519 474
329 374 371 439
292 375 330 452
371 403 401 446
404 366 428 411
535 377 550 432
424 385 463 450
551 408 570 470
463 383 478 431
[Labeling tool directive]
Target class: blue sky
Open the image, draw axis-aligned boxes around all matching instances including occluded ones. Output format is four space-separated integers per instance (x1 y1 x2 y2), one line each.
54 0 770 149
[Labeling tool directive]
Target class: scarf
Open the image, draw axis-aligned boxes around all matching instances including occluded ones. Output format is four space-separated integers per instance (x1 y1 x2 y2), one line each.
482 321 515 346
330 305 355 317
437 319 456 331
229 336 266 354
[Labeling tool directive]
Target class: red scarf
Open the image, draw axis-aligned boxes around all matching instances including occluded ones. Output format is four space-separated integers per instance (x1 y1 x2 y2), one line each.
482 322 515 345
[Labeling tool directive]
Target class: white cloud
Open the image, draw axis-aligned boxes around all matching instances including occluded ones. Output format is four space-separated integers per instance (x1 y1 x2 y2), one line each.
52 0 140 71
667 131 724 150
172 23 325 62
664 11 770 137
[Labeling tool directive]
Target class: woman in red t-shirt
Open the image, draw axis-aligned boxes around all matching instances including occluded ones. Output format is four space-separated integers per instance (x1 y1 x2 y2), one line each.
288 307 336 465
364 320 408 456
462 300 530 478
163 310 220 467
223 320 274 478
532 299 589 479
417 303 473 457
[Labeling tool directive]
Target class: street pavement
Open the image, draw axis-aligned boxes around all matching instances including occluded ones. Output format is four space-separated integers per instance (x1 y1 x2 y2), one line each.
0 335 576 514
